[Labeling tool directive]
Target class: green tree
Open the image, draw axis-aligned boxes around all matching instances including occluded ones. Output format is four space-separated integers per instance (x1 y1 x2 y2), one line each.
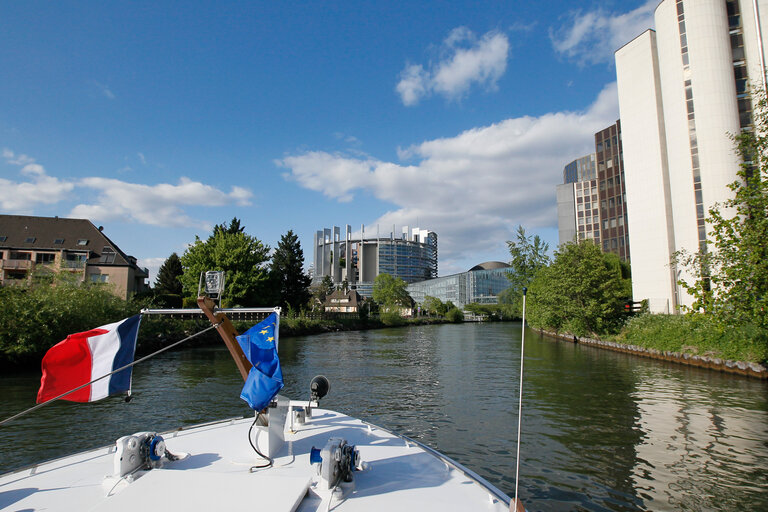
675 98 768 331
269 230 312 312
180 222 271 306
527 240 629 336
154 252 183 295
0 276 137 365
312 275 335 310
506 226 551 317
372 273 412 308
212 217 244 237
422 295 448 316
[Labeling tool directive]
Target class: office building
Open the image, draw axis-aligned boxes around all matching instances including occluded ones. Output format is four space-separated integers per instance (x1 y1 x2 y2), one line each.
406 261 513 309
615 0 766 312
557 122 631 262
596 121 630 262
313 225 437 298
556 154 598 247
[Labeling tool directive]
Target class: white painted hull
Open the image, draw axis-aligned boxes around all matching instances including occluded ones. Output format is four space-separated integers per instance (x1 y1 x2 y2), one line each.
0 406 511 511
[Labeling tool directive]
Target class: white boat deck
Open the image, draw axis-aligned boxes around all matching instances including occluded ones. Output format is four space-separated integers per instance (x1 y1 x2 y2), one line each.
0 407 511 511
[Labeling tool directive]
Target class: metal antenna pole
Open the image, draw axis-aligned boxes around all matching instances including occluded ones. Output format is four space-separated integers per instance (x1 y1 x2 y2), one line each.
513 287 527 512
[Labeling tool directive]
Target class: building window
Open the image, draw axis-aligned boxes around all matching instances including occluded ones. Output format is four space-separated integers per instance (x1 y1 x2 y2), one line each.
100 247 116 264
24 237 36 243
9 252 31 260
77 239 88 246
53 238 65 244
0 236 6 242
36 253 56 264
90 274 109 283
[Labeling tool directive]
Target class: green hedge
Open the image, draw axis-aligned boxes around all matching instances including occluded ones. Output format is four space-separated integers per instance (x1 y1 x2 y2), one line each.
611 313 768 363
0 283 140 366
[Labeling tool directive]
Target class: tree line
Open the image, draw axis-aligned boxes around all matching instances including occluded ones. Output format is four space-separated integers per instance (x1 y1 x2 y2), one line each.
153 218 311 313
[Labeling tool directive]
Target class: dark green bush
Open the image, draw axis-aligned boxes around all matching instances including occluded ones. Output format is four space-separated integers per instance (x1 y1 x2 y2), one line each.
445 308 464 323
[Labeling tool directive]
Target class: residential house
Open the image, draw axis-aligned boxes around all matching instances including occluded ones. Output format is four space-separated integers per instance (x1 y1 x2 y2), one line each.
0 215 149 299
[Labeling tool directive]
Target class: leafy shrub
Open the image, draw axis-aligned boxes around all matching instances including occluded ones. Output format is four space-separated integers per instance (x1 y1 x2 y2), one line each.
380 311 407 326
0 281 139 366
614 313 768 363
445 308 464 323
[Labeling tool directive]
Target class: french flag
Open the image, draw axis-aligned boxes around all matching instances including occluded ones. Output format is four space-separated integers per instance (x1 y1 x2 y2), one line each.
36 315 142 404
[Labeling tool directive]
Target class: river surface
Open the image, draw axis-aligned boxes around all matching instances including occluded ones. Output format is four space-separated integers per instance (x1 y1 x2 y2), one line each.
1 323 767 511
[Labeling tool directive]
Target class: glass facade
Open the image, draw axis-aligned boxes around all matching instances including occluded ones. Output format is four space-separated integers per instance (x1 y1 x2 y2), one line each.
378 232 438 283
563 154 597 184
314 225 438 298
407 265 513 309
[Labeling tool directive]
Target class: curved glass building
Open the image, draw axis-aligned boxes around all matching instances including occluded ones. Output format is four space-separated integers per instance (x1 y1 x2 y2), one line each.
406 261 514 309
313 225 437 298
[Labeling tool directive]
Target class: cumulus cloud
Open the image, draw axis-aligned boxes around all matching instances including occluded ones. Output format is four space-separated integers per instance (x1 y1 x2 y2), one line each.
0 149 74 212
396 27 510 106
550 0 655 65
71 177 253 227
279 83 619 268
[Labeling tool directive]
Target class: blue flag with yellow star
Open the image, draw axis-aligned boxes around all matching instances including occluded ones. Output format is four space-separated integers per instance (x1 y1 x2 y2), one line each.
236 312 284 411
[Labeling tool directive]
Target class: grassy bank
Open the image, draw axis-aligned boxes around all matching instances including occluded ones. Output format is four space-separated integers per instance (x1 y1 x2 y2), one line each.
609 313 768 364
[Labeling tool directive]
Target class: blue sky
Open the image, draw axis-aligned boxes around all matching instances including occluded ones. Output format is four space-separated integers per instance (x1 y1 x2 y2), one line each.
1 1 656 282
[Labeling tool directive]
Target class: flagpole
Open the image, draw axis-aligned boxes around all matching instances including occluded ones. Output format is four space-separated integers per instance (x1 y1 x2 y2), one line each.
0 321 220 427
513 287 527 512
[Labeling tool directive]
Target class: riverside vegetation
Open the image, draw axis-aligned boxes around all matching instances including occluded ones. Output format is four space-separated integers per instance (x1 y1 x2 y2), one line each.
0 220 459 368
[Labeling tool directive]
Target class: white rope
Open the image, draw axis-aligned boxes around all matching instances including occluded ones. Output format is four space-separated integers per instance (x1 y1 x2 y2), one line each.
0 320 220 427
513 288 527 512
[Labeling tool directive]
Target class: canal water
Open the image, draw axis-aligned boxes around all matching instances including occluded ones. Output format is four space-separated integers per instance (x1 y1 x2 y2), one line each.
1 323 766 511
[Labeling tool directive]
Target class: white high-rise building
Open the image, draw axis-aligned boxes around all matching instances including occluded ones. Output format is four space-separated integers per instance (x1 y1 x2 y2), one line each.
616 0 767 313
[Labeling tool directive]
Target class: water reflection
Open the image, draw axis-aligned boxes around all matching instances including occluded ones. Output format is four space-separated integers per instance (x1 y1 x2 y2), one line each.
1 323 766 511
630 372 768 510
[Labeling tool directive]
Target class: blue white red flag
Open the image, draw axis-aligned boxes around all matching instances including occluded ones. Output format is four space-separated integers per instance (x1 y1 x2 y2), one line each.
36 315 142 404
237 312 284 411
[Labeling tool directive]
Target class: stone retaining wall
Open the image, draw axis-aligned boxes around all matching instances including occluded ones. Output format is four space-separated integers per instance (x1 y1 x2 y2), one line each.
539 329 768 380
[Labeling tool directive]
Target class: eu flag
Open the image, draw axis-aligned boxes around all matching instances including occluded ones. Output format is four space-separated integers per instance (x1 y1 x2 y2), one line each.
236 312 284 411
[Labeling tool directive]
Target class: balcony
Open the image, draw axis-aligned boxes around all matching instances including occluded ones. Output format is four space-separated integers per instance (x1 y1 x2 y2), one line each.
0 260 33 270
61 260 86 270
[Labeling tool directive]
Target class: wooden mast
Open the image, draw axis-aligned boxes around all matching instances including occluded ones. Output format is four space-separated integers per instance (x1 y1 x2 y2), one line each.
197 296 252 381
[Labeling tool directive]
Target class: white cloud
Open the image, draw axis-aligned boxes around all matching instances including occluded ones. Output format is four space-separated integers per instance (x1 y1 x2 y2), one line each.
138 152 146 165
71 177 253 227
0 149 74 212
94 81 116 99
279 83 619 269
396 28 510 106
550 0 655 65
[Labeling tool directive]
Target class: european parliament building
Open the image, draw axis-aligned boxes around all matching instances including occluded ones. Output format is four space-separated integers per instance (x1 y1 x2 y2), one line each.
406 262 513 309
313 225 437 298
